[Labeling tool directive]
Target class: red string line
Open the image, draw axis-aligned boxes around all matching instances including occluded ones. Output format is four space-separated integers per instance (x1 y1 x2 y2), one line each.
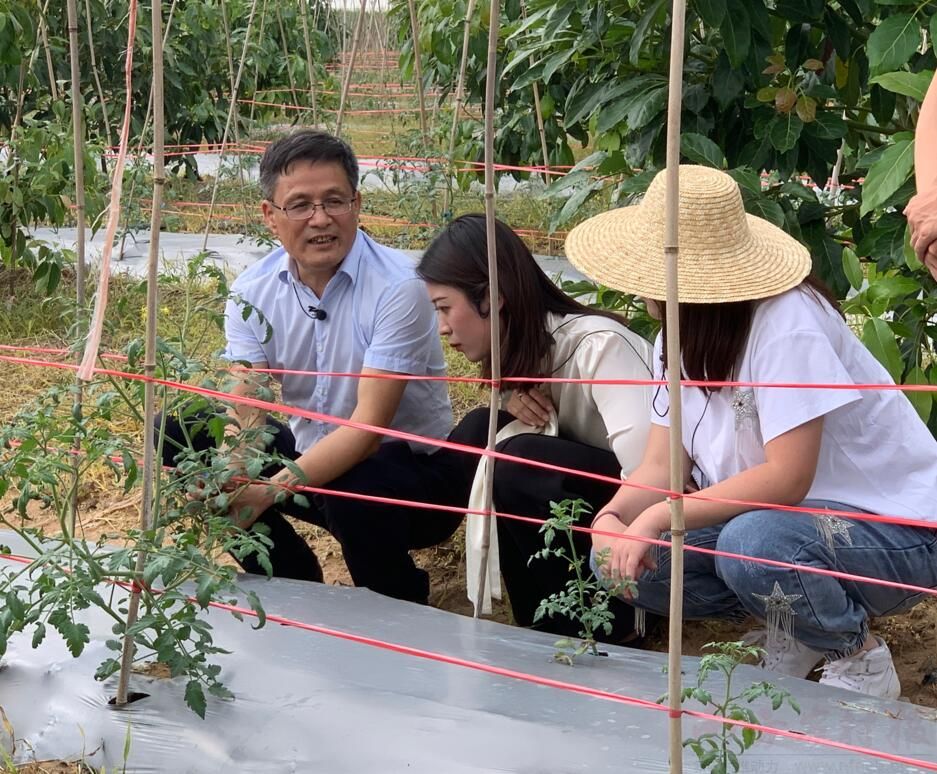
3 350 937 531
235 478 937 599
0 551 934 771
5 413 933 600
4 422 933 599
4 343 935 394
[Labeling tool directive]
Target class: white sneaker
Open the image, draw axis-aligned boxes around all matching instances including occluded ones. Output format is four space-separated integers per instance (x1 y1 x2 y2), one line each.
819 636 901 700
746 629 824 679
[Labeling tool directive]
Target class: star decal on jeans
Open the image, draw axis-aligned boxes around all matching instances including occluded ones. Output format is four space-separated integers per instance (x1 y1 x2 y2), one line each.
816 514 854 552
752 581 803 649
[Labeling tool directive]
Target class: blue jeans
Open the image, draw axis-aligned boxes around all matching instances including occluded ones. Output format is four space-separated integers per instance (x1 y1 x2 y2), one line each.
593 500 937 659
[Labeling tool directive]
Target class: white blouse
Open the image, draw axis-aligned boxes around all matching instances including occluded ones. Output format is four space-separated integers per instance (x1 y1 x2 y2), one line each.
538 312 654 476
651 287 937 522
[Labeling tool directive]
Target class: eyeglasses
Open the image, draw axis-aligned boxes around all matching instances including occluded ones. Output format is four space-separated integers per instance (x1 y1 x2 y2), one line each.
268 197 356 221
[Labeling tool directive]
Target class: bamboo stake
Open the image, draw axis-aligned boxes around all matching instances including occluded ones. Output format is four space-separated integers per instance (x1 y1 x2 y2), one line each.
83 0 113 149
518 0 551 183
444 0 477 216
474 0 501 617
663 1 688 771
65 0 87 544
219 0 249 199
405 0 430 148
116 0 178 261
115 0 164 708
38 11 59 102
274 4 302 110
248 0 269 122
200 0 259 251
66 0 86 306
335 0 369 137
298 0 320 125
220 0 237 106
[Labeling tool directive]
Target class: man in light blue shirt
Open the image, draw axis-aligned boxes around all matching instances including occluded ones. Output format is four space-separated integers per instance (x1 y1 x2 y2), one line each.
165 131 463 603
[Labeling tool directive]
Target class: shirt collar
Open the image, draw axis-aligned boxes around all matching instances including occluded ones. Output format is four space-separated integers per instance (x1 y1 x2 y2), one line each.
275 230 365 288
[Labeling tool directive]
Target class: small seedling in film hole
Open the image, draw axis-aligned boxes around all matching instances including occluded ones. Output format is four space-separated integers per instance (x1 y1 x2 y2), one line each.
530 498 637 665
660 640 801 774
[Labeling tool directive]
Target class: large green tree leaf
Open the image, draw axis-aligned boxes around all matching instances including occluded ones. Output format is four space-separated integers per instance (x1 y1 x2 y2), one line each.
862 318 904 382
867 13 920 76
720 0 750 68
768 114 803 152
860 138 915 215
869 70 933 101
694 0 726 27
680 133 726 168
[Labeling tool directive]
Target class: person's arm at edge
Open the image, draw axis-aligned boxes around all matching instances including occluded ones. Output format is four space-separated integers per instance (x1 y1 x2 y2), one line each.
906 74 937 274
602 417 824 582
226 367 408 525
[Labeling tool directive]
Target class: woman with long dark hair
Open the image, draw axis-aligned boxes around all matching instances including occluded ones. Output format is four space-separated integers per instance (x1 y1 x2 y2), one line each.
418 214 655 643
566 165 937 698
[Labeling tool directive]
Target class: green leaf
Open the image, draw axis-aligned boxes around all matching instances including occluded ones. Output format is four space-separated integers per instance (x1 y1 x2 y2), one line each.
867 14 920 76
743 195 785 227
624 82 669 130
196 574 215 608
31 621 46 648
904 223 924 270
905 366 932 423
860 139 915 216
694 0 726 26
680 133 726 168
869 71 933 101
768 114 803 152
862 318 904 382
842 246 864 290
245 589 267 630
185 680 207 718
630 0 667 65
805 111 847 140
720 0 751 68
775 0 824 22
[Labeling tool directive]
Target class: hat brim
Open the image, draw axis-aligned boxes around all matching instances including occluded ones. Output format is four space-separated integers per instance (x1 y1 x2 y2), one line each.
564 204 813 303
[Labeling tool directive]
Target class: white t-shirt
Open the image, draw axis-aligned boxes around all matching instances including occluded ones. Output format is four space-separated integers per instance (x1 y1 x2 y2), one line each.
650 287 937 522
543 313 654 476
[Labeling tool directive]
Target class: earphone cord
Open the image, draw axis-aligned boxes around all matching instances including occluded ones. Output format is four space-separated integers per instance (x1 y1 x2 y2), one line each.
290 278 322 321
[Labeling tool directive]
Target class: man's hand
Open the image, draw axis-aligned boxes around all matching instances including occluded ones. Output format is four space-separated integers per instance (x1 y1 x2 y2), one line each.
906 188 937 281
505 388 554 427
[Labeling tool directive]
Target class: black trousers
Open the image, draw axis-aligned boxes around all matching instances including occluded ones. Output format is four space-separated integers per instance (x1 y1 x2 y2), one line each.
455 407 653 643
158 410 476 604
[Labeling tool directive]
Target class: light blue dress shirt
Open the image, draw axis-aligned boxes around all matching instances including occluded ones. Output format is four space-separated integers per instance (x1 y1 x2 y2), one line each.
223 230 453 454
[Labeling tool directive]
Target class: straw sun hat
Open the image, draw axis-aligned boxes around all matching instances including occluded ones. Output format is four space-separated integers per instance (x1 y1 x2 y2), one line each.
564 165 812 303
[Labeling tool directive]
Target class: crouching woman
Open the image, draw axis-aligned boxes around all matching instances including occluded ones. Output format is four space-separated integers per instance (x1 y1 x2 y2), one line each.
565 165 937 698
418 214 656 644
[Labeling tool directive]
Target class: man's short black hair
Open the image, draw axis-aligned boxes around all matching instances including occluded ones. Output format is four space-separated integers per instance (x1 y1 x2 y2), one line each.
259 130 359 200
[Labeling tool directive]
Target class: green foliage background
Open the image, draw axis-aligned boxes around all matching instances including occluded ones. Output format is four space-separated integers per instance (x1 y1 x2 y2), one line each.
398 0 937 432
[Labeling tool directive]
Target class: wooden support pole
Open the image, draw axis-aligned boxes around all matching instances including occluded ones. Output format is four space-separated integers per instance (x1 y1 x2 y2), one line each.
664 1 688 771
335 0 369 137
115 0 163 705
474 0 501 617
201 0 260 250
444 0 477 216
298 0 321 125
405 0 430 147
